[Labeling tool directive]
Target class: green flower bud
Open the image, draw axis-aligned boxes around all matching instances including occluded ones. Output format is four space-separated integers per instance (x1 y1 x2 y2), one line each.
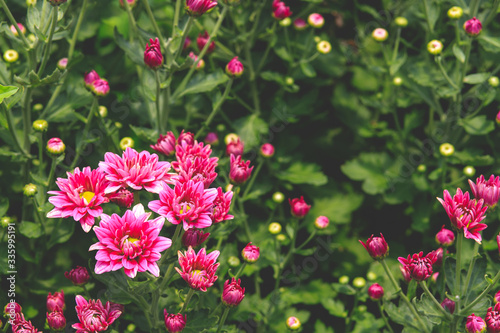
227 256 240 267
32 119 48 132
272 191 285 203
23 183 38 197
339 275 349 284
268 222 282 234
119 137 134 150
353 277 366 288
394 16 408 27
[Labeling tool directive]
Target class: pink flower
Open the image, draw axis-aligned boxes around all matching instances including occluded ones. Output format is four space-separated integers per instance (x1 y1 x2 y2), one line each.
4 302 22 317
164 311 186 333
289 196 311 218
367 283 384 300
436 225 455 247
148 180 217 230
496 111 500 125
260 143 274 158
197 31 215 53
272 1 292 20
241 242 260 263
181 228 210 248
229 154 253 185
464 17 482 36
314 216 329 229
497 233 500 257
437 188 488 243
10 23 26 36
144 38 163 69
173 141 214 171
119 0 137 9
65 266 90 286
433 247 444 267
359 233 389 260
84 70 100 89
99 147 171 194
495 290 500 304
222 277 245 307
89 204 171 278
204 132 219 145
293 18 307 30
91 78 110 97
226 57 244 78
47 310 66 331
469 175 500 207
441 298 455 314
107 188 134 208
177 130 195 146
184 36 191 50
47 167 109 233
486 304 500 333
211 187 234 223
11 313 41 333
188 52 205 69
174 156 218 188
47 137 66 155
286 316 301 330
57 58 68 70
175 247 220 292
72 295 122 333
185 0 217 17
226 138 244 156
466 313 486 333
151 132 176 156
398 251 437 282
308 13 324 28
47 290 65 312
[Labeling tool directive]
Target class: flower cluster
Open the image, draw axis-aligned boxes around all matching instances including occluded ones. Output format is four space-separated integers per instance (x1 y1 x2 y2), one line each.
72 295 123 333
46 291 66 331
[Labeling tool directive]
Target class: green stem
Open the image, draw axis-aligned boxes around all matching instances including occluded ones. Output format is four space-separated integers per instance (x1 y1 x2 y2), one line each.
237 196 252 241
233 262 247 280
0 0 32 48
32 197 46 235
391 27 401 64
70 97 98 170
81 284 92 300
422 0 434 34
244 41 260 115
142 0 166 47
37 132 44 178
241 158 263 200
455 232 463 310
420 281 453 320
37 7 58 77
345 292 359 332
173 17 194 63
460 40 472 88
485 0 500 25
216 307 230 333
122 0 143 44
154 70 163 134
180 288 195 313
460 269 500 315
295 230 317 252
462 241 480 297
172 0 182 34
454 21 461 46
378 301 394 333
158 224 183 291
1 103 29 157
435 56 459 90
256 22 277 73
43 157 58 202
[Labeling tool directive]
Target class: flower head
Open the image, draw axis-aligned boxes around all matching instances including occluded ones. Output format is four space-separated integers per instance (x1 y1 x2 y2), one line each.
272 1 292 20
47 310 66 331
177 130 195 146
293 18 307 30
107 188 134 208
164 311 186 333
314 216 329 229
72 295 122 333
260 143 275 158
466 313 486 333
308 13 324 28
469 175 500 208
173 141 214 169
286 316 301 330
89 204 172 278
226 137 244 156
47 137 65 155
188 52 205 70
398 251 437 282
226 57 244 78
186 0 217 17
241 242 260 263
204 132 219 146
229 154 253 185
4 302 22 318
91 79 110 97
47 167 109 233
317 40 332 54
47 290 65 312
427 40 443 55
151 132 176 156
11 313 41 333
486 303 500 333
368 283 384 300
175 247 220 291
222 277 245 307
10 23 26 36
448 6 463 19
211 187 234 223
65 266 90 286
144 38 163 69
289 196 311 218
441 298 455 314
436 225 455 247
57 58 68 70
174 156 218 188
197 31 215 54
360 233 389 260
84 70 100 89
464 17 482 36
372 28 388 42
181 228 210 248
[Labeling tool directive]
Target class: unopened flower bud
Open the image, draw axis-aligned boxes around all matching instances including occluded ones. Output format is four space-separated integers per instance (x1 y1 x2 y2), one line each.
144 38 163 70
359 233 389 260
4 302 22 317
313 36 321 43
393 76 403 86
495 290 500 304
197 31 215 53
464 17 482 37
427 40 443 55
466 313 486 333
227 256 240 267
226 57 244 78
273 192 285 203
439 143 454 156
317 41 332 54
285 77 294 85
279 17 291 27
366 271 377 281
32 119 48 132
260 143 275 158
272 1 292 20
289 196 311 218
372 28 388 42
23 183 37 197
293 18 307 30
496 111 500 125
226 138 244 156
221 277 245 307
448 6 463 19
47 137 65 155
268 222 282 234
314 216 329 229
463 165 476 177
441 298 455 314
489 76 500 87
3 50 19 63
368 283 384 300
417 164 427 172
276 234 286 241
115 122 123 129
1 216 13 228
91 78 110 97
436 225 455 247
57 58 68 70
204 132 219 145
286 316 301 330
163 311 186 333
84 70 100 89
98 105 108 117
47 310 66 331
119 0 137 9
26 0 37 6
339 275 349 284
48 0 67 5
10 23 26 36
225 133 239 145
33 103 43 111
308 13 324 28
181 228 209 248
241 242 260 263
188 52 205 70
394 16 408 27
65 266 90 286
47 291 65 312
119 137 134 150
353 277 366 288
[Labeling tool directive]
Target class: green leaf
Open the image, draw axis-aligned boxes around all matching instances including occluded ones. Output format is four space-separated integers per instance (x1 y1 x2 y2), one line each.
314 320 334 333
0 85 19 103
300 61 316 78
478 35 500 53
0 197 9 216
233 114 268 150
464 256 488 304
47 220 75 248
331 283 357 295
390 54 407 76
113 27 144 66
308 191 363 224
38 68 65 86
321 298 346 317
413 293 443 325
351 66 380 92
276 161 328 186
179 69 229 96
274 47 293 62
453 150 494 166
459 115 495 135
129 124 158 142
444 257 456 293
463 73 490 84
183 309 218 333
341 152 392 195
19 221 43 238
453 44 465 63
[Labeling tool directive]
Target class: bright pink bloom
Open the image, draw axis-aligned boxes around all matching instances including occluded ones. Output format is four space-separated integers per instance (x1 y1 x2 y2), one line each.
226 57 244 78
469 175 500 207
222 277 245 307
260 143 274 158
181 228 210 248
47 137 65 155
495 290 500 304
367 283 384 300
185 0 217 17
314 216 329 229
144 38 163 69
72 295 122 333
308 13 324 28
149 180 217 230
47 290 65 312
204 132 218 145
398 251 437 282
175 247 220 292
441 298 455 314
47 167 109 233
437 188 488 243
65 266 90 286
99 147 171 194
11 313 41 333
174 156 218 188
272 1 292 20
197 31 215 53
436 225 455 246
4 302 22 317
289 196 311 218
466 313 487 333
464 17 482 36
359 233 389 260
89 204 171 278
226 138 244 156
151 132 176 156
486 303 500 333
177 130 195 146
242 242 260 263
400 265 411 282
211 187 234 223
164 311 186 333
84 70 100 89
433 247 444 267
496 111 500 124
91 79 110 97
229 154 253 185
293 18 307 30
47 310 66 331
107 188 134 208
173 141 214 171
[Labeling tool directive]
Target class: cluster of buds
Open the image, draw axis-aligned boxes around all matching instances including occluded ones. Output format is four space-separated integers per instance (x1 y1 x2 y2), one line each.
46 291 66 331
84 70 110 97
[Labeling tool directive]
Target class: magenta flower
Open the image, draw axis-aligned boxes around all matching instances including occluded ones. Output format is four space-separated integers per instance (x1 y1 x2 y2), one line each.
441 298 455 314
47 137 65 155
91 78 110 97
437 188 488 243
11 313 42 333
65 266 90 286
204 132 219 145
398 251 437 282
177 130 195 146
47 310 66 331
47 290 65 312
72 295 122 333
181 228 210 248
359 233 389 260
144 38 163 69
293 18 307 30
241 242 260 263
308 13 325 28
107 188 134 208
466 313 486 333
148 180 217 230
289 196 311 218
197 31 215 53
175 247 220 292
84 70 100 89
211 187 234 223
222 277 245 307
226 138 244 156
436 225 455 247
188 51 205 69
272 1 292 20
486 304 500 333
99 147 171 194
151 132 176 156
47 167 109 233
464 17 482 36
469 175 500 207
174 156 219 188
367 283 384 300
4 302 22 317
260 143 275 158
229 154 253 185
185 0 217 17
173 141 214 171
89 204 172 278
226 57 244 78
164 311 186 333
314 216 330 229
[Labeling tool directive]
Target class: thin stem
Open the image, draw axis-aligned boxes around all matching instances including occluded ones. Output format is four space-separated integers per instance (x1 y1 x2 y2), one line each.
455 232 463 310
256 21 278 73
462 241 480 297
70 97 98 170
460 40 472 88
43 157 58 202
435 57 459 90
241 158 263 200
37 133 44 178
142 0 166 47
295 230 317 252
345 292 359 332
244 41 260 115
233 262 247 280
32 197 46 235
173 17 194 63
154 70 162 134
420 281 452 321
485 0 500 25
0 0 32 48
158 224 183 290
180 288 195 313
172 0 182 34
37 7 58 77
391 28 401 64
216 307 230 333
422 0 434 34
454 21 461 46
460 269 500 315
1 103 29 157
378 301 394 333
237 196 252 241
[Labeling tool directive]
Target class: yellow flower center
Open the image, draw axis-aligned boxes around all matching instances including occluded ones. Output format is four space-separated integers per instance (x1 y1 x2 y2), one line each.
180 204 191 214
80 191 95 205
128 237 140 244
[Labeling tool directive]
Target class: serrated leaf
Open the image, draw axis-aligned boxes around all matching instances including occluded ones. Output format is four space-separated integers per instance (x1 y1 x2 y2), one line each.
38 68 64 86
113 27 144 66
19 221 43 238
321 298 346 317
341 152 392 195
453 44 465 63
179 70 229 97
233 114 268 150
276 161 328 186
463 73 490 84
130 124 158 142
0 85 19 103
459 115 495 135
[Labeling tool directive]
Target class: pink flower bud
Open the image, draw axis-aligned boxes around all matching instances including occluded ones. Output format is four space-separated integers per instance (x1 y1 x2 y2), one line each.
4 302 22 317
308 13 324 28
57 58 68 70
151 132 176 156
495 290 500 304
163 311 186 333
144 38 163 69
293 18 307 30
286 316 301 330
226 56 244 78
204 132 219 145
182 228 210 248
119 0 137 9
47 310 66 331
46 137 65 155
226 138 244 156
188 52 205 70
367 283 384 300
289 196 311 218
241 242 260 263
464 17 482 37
91 78 110 97
184 36 191 50
222 277 245 307
497 233 500 257
441 298 455 314
197 31 215 54
260 143 274 158
359 233 389 260
10 23 26 36
466 313 487 333
84 70 100 89
314 216 329 229
229 154 253 185
436 225 455 247
47 290 65 312
272 1 292 20
486 304 500 333
496 111 500 125
64 266 90 286
108 188 134 208
433 247 444 267
177 130 195 146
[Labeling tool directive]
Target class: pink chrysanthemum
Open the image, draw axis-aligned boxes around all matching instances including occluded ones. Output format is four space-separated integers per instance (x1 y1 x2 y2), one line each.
151 132 176 156
175 247 220 292
12 313 42 333
185 0 217 17
89 204 171 278
437 188 488 243
174 156 218 188
72 295 122 333
229 154 253 185
211 187 234 223
99 147 171 194
222 277 245 307
47 167 109 233
148 180 217 230
172 141 215 171
398 251 437 282
469 175 500 208
486 303 500 333
177 130 195 146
